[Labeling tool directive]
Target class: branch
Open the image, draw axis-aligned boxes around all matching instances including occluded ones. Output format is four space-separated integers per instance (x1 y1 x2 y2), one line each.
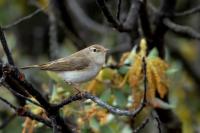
54 92 144 116
1 64 74 132
0 96 17 110
22 111 52 127
96 0 120 29
2 8 44 30
3 83 42 107
0 27 15 65
50 116 62 133
0 31 73 132
117 0 122 20
122 0 141 30
67 0 109 34
53 0 86 50
4 66 50 109
151 0 176 57
149 0 182 132
48 0 59 59
174 5 200 17
133 117 150 133
0 96 52 127
55 58 147 117
163 18 200 40
139 0 153 51
96 0 142 34
152 111 162 133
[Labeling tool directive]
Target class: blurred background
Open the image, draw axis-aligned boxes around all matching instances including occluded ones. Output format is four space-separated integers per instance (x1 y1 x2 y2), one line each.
0 0 200 133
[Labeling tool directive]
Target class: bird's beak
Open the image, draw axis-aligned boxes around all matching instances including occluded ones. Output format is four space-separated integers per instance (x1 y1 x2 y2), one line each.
104 48 109 52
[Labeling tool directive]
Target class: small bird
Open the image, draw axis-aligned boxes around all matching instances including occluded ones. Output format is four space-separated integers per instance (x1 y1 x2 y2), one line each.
21 44 108 86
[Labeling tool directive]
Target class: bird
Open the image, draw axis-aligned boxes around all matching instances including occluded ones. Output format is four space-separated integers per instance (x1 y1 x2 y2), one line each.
21 44 108 91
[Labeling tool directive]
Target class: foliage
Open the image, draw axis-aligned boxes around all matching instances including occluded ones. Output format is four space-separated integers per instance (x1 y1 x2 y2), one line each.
0 0 200 133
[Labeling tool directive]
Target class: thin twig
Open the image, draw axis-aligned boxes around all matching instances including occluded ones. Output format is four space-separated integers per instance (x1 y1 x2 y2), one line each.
132 117 150 133
2 8 44 30
122 0 141 30
67 0 109 33
0 96 17 110
50 116 59 133
23 111 52 127
3 83 42 107
53 92 143 116
96 0 120 27
117 0 122 20
174 5 200 17
151 0 176 58
139 0 152 46
142 57 147 103
164 18 200 40
152 111 162 133
54 58 147 117
48 0 59 60
0 30 72 132
0 27 15 65
0 96 52 127
54 0 87 50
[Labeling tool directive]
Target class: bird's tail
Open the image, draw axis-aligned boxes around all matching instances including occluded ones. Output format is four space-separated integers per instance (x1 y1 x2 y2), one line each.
20 65 40 69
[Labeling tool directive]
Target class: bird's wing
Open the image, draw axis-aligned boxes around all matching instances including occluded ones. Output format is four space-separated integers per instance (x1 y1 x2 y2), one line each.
38 54 90 72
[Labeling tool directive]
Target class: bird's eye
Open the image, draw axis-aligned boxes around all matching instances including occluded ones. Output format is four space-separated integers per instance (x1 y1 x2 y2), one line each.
93 48 97 52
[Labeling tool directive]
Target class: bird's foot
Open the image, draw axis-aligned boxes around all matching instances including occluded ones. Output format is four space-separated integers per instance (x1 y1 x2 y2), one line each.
73 86 82 95
64 81 83 95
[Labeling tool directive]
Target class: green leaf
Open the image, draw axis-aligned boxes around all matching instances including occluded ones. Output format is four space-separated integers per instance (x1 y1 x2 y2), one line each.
122 125 132 133
101 125 114 133
118 66 129 75
166 68 179 75
100 89 111 102
148 48 159 59
89 118 99 131
113 90 127 107
124 45 137 65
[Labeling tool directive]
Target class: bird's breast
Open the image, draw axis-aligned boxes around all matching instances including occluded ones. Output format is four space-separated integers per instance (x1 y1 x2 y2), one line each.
59 64 101 83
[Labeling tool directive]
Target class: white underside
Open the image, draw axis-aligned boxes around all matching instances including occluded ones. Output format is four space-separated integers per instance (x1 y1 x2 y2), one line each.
58 64 101 83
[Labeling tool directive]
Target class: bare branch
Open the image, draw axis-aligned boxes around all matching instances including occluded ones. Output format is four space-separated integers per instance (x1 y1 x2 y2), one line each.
0 96 52 127
174 5 200 17
96 0 120 28
3 83 42 107
48 0 59 59
2 8 44 30
0 24 73 132
50 116 60 133
0 96 17 110
54 58 147 117
54 92 144 116
117 0 122 20
123 0 141 30
139 0 153 52
133 117 150 133
152 111 162 133
96 0 143 33
67 0 109 34
164 18 200 40
0 27 15 65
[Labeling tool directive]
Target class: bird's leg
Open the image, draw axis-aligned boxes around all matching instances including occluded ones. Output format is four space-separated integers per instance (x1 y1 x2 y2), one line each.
72 83 82 95
64 81 82 94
